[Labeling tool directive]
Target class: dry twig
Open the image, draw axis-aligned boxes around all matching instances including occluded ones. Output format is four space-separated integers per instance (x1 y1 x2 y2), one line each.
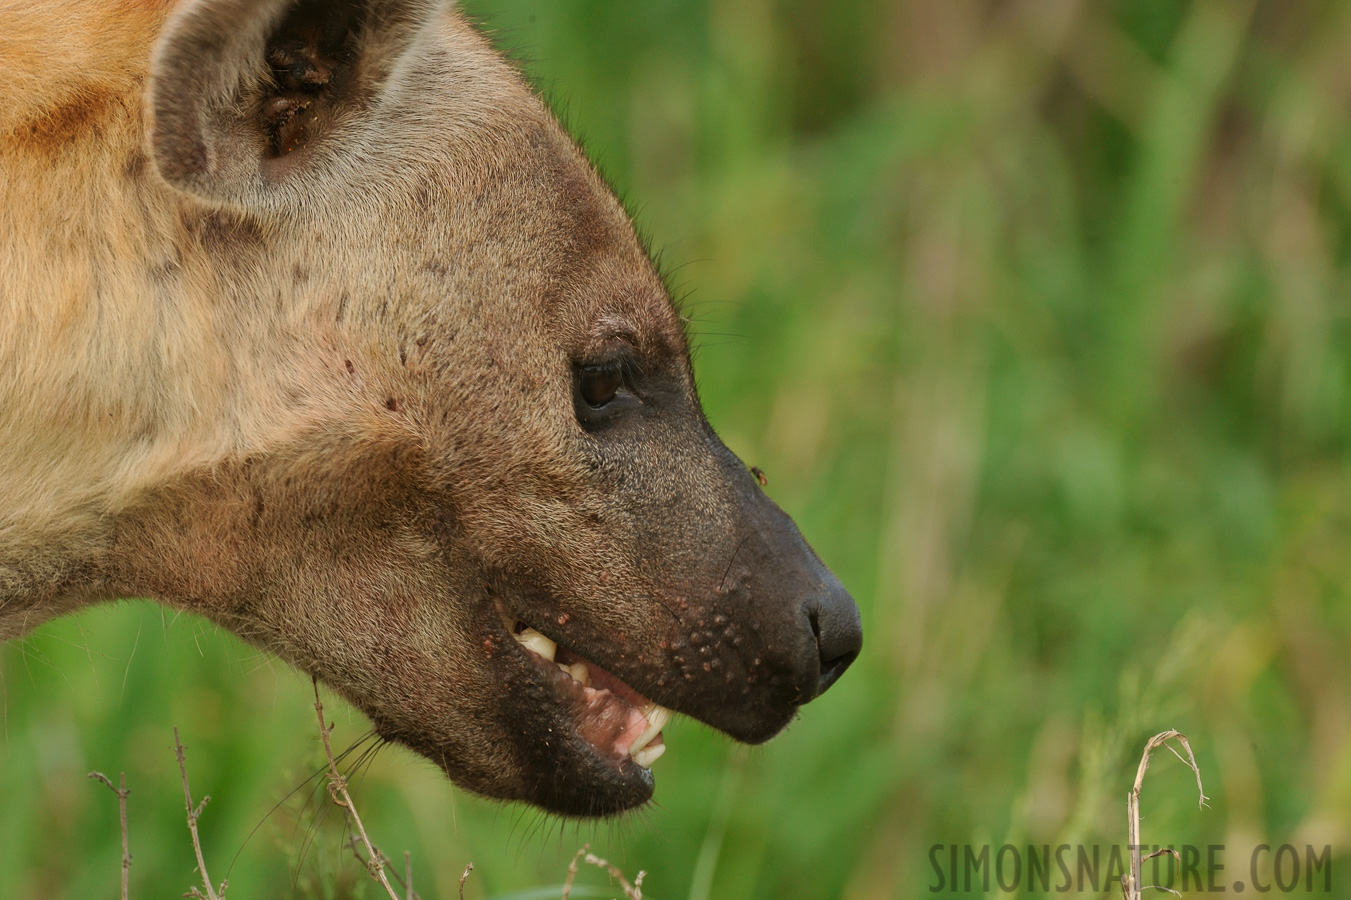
459 862 474 900
1120 729 1208 900
563 846 586 900
88 770 131 900
562 843 645 900
313 678 403 900
342 835 426 900
175 727 227 900
90 720 460 899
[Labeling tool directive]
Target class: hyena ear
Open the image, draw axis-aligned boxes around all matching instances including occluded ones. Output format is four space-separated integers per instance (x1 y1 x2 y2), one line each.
148 0 437 209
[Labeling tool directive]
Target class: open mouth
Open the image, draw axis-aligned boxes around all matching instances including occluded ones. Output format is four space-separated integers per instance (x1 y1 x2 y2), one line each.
502 615 672 770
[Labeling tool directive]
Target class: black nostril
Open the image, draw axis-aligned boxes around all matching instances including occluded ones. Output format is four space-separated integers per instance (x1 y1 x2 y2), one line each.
817 646 859 695
799 579 863 703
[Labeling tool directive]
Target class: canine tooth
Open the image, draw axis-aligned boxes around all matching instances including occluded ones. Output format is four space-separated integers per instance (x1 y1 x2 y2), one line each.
629 703 673 755
555 660 590 686
515 628 556 662
632 743 666 769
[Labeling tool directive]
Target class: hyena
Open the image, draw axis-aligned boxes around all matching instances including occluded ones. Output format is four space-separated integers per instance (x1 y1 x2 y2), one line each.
0 0 862 816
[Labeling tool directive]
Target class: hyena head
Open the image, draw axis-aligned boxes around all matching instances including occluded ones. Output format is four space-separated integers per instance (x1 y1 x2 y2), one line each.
23 0 862 817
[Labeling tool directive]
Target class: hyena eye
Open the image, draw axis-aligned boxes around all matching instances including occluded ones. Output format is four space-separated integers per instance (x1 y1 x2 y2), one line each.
573 360 642 428
580 366 621 408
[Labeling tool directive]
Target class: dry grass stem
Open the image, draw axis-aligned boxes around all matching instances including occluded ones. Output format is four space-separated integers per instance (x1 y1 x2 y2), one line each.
174 727 227 900
313 678 403 900
88 770 131 900
561 843 645 900
1120 729 1209 900
562 845 586 900
342 836 426 900
459 862 474 900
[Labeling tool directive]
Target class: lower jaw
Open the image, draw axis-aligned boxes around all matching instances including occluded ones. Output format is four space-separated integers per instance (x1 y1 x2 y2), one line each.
373 716 657 817
532 755 656 817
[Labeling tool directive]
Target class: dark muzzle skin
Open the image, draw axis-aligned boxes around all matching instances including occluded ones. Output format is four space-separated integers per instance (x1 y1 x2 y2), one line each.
452 448 863 816
675 446 863 742
480 402 864 763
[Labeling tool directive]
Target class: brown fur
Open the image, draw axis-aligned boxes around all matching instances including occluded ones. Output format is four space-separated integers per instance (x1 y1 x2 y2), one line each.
0 0 860 816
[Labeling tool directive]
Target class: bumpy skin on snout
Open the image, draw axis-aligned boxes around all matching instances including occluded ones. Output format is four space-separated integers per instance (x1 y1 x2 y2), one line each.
0 0 862 816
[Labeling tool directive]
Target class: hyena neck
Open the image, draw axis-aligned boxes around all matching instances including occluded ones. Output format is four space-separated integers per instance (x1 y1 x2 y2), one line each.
1 85 174 628
0 11 337 633
0 22 143 625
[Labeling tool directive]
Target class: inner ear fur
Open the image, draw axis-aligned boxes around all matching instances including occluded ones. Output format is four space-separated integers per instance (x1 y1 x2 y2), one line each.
260 0 366 158
148 0 435 209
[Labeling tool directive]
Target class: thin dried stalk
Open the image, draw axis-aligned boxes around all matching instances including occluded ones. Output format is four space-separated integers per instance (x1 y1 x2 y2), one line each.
313 679 402 900
459 862 474 900
562 845 587 900
561 843 645 900
1121 730 1208 900
175 728 227 900
88 771 131 900
343 835 426 900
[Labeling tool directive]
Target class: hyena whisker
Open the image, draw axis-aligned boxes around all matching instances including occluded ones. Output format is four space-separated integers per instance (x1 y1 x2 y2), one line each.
299 728 384 855
242 725 383 886
117 619 141 705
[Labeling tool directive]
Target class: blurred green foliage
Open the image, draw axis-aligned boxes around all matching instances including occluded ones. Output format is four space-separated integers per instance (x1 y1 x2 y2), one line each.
4 0 1351 896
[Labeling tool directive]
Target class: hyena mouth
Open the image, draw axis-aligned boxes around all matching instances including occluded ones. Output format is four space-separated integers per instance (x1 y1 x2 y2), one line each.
502 615 673 769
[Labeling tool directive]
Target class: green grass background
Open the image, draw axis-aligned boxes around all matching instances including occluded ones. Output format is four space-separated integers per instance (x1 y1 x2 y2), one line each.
4 0 1351 896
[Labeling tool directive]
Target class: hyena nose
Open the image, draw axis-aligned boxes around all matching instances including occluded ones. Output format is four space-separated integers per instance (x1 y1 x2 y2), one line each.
799 569 862 703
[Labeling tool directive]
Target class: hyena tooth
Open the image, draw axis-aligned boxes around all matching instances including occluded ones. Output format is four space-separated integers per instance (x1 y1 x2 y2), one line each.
566 661 591 686
514 628 556 662
632 743 667 769
555 660 590 686
629 703 673 755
